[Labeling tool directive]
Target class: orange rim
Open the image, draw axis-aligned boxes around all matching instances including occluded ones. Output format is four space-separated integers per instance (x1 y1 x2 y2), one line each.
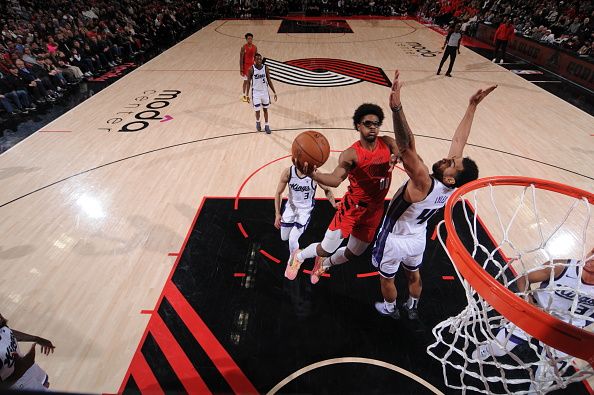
443 176 594 366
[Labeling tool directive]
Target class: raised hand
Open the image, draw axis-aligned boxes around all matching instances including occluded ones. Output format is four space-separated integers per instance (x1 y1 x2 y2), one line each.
469 85 497 106
390 70 404 109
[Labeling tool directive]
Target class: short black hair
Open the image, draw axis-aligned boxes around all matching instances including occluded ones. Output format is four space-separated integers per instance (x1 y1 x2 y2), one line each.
254 52 262 58
454 157 479 188
352 103 384 129
245 33 253 39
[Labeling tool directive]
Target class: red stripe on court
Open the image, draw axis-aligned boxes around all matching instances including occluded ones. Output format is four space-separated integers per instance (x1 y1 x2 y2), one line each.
117 197 208 394
259 249 281 263
149 314 211 394
164 282 259 394
168 252 180 256
39 130 72 133
234 273 246 277
356 271 379 278
234 155 291 210
140 310 154 315
302 269 331 278
442 276 455 280
430 225 438 241
237 222 248 238
128 351 164 395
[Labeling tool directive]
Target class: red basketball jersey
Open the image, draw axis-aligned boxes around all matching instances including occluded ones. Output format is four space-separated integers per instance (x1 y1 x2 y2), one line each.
346 137 392 204
243 43 257 68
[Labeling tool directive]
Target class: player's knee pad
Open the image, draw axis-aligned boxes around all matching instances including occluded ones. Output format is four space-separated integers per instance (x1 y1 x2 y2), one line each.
320 228 343 254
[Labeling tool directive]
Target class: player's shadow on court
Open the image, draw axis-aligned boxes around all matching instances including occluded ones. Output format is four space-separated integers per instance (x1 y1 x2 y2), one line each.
0 245 35 260
72 215 182 256
0 166 41 181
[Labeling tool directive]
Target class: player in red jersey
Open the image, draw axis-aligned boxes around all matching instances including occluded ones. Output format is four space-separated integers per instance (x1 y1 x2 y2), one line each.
239 33 257 102
285 103 399 284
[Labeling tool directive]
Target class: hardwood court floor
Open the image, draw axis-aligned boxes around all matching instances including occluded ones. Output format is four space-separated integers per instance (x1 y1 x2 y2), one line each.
0 18 592 393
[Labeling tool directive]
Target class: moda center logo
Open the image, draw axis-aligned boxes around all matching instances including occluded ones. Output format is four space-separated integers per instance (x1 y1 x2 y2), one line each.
396 42 440 57
99 89 181 132
264 58 391 87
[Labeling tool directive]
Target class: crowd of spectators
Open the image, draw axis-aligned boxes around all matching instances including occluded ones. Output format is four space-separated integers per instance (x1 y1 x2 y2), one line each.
213 0 419 18
419 1 594 57
1 0 205 118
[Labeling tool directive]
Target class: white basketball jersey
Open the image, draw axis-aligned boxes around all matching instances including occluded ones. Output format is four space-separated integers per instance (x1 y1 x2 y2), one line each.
533 261 594 328
0 326 20 381
287 166 316 210
251 64 268 93
380 178 455 236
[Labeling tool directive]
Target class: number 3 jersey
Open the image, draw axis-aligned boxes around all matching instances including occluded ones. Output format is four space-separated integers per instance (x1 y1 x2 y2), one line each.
379 177 454 237
286 165 316 210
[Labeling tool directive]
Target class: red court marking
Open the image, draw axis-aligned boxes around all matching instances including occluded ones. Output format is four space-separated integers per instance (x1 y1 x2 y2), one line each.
237 222 248 238
259 249 281 263
140 310 154 315
302 269 331 278
168 252 180 256
430 225 438 241
442 276 455 281
234 155 291 210
128 351 164 395
149 314 211 394
234 273 246 277
165 282 259 394
356 271 379 278
39 130 72 133
117 196 208 394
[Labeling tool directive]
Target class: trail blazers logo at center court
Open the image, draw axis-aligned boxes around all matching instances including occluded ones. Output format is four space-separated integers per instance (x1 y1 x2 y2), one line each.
265 58 391 87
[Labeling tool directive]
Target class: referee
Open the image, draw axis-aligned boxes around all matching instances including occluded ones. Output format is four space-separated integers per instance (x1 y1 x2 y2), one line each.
437 24 462 77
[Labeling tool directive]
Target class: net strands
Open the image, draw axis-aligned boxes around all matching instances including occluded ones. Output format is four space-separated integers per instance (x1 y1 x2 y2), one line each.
427 177 594 395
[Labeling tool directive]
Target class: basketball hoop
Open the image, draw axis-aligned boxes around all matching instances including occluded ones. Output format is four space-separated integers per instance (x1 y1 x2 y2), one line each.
427 176 594 395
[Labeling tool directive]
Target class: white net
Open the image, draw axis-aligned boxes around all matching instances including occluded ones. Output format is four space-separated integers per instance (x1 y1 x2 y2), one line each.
426 180 594 395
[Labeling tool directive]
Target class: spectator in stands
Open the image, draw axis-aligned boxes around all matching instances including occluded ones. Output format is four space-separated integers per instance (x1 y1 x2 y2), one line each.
578 41 593 56
493 17 515 64
541 29 556 44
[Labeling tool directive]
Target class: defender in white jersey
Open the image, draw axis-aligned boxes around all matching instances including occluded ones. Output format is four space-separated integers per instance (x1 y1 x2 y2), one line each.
373 70 496 320
274 165 336 280
246 53 277 134
472 248 594 392
0 313 54 390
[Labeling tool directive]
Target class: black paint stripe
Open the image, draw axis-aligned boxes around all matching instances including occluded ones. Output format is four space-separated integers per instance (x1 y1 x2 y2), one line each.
158 297 233 393
141 332 185 392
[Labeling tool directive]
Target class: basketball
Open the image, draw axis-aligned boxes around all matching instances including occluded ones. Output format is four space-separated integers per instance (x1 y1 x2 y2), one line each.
291 130 330 172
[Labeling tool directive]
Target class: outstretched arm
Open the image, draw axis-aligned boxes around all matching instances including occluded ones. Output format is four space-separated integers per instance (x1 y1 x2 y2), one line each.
447 85 497 159
12 330 55 355
274 167 290 229
390 70 430 190
305 148 356 188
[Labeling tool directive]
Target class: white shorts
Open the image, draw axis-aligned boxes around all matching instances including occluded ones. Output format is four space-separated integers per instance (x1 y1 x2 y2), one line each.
281 204 312 229
371 232 426 277
252 90 270 110
11 363 48 391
